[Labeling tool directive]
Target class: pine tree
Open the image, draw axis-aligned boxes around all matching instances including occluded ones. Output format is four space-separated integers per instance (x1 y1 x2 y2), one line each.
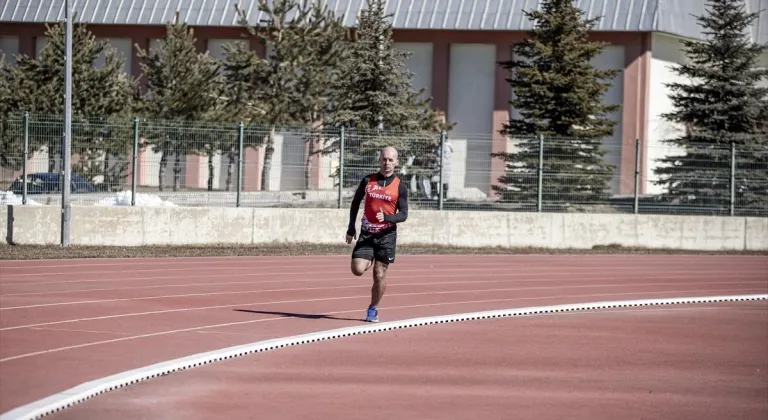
212 39 263 192
653 0 768 215
217 40 266 124
491 0 620 210
135 16 223 191
6 22 135 187
229 0 310 191
0 55 29 173
322 0 447 187
288 1 350 191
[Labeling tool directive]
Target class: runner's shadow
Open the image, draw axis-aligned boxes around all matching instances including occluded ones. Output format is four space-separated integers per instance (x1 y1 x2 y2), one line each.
234 309 361 322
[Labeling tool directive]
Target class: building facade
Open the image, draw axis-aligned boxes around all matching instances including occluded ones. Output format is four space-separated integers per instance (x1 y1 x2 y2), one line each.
1 0 766 199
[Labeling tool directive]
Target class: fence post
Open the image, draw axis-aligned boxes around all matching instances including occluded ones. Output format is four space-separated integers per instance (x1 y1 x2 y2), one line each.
537 134 544 212
633 138 640 214
237 122 244 208
22 112 29 205
729 141 736 216
337 126 345 209
131 118 139 206
438 130 446 211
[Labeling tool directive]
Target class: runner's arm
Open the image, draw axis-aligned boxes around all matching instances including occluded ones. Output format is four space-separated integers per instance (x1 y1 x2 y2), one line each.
347 176 368 236
383 181 409 223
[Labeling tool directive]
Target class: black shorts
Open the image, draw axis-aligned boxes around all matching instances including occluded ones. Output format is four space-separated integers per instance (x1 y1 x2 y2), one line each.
352 229 397 264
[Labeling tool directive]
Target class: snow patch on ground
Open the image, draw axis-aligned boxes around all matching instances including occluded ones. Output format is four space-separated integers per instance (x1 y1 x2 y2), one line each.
0 191 42 205
96 191 178 207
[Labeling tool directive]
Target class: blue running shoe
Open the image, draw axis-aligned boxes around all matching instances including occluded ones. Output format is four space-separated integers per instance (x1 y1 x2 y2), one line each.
365 307 379 323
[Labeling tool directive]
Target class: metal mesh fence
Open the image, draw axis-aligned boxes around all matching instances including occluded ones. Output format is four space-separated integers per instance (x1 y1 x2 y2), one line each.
1 112 766 217
734 144 768 217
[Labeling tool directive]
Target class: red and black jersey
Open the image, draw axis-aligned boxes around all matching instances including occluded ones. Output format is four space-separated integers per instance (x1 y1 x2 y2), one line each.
347 172 409 236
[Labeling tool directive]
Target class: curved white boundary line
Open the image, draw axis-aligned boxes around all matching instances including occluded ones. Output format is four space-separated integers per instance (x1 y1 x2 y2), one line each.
2 293 766 420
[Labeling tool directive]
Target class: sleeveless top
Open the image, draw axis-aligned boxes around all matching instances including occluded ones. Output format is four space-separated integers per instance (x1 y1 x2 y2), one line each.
361 173 401 234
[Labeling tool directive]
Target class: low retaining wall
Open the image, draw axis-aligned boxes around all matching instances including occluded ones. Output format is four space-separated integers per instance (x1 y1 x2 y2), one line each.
1 205 766 251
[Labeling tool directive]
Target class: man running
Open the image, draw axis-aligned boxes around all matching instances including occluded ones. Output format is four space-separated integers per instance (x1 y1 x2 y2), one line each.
345 146 409 323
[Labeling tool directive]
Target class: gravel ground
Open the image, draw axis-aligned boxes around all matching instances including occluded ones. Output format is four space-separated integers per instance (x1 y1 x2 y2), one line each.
1 243 765 260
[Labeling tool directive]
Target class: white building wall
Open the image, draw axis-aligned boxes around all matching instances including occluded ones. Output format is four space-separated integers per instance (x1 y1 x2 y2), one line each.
448 43 496 194
590 45 626 194
267 134 283 191
394 42 434 101
646 33 695 195
280 132 306 191
758 50 768 88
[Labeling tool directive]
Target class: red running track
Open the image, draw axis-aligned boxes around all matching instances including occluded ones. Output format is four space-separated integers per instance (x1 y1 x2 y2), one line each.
0 254 766 418
49 301 768 420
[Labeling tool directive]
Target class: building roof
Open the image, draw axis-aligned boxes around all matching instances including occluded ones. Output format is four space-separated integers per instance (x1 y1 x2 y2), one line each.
1 0 766 43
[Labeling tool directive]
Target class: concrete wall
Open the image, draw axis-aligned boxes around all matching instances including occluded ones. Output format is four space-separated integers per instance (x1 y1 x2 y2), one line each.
2 205 765 251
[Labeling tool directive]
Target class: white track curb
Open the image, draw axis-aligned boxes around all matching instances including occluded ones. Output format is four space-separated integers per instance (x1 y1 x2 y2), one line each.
2 293 766 420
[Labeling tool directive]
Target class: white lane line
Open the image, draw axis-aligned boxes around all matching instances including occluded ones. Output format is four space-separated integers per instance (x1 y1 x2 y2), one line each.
1 268 349 285
0 271 453 296
0 263 606 286
3 268 765 296
0 287 762 362
4 260 602 279
1 281 764 332
0 256 349 269
3 274 763 311
0 269 675 297
28 327 133 336
2 293 765 420
10 262 532 278
193 331 269 336
2 268 360 287
3 258 764 284
0 278 491 310
1 252 762 267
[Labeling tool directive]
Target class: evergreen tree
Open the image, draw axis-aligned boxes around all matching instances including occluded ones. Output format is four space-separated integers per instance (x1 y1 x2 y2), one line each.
135 16 222 191
288 1 350 191
5 22 135 187
216 39 266 192
0 55 30 173
491 0 620 210
322 0 448 187
230 0 310 191
653 0 768 215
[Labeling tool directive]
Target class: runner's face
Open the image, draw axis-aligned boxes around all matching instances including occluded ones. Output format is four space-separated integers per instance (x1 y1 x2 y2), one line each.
379 151 397 175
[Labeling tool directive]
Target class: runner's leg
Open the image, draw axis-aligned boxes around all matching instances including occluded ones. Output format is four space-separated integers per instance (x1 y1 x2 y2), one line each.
366 230 397 322
351 258 373 276
351 233 374 276
370 260 388 308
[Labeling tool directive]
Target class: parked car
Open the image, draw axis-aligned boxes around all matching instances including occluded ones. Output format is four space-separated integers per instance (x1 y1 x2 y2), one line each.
7 172 97 195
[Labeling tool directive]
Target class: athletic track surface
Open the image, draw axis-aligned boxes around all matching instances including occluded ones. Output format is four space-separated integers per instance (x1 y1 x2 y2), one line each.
0 254 766 419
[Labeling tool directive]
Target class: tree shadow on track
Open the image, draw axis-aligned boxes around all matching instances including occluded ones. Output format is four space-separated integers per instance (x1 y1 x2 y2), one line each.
234 309 362 322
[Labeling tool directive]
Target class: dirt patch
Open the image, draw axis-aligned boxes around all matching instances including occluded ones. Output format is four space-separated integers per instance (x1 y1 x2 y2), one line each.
1 243 765 260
